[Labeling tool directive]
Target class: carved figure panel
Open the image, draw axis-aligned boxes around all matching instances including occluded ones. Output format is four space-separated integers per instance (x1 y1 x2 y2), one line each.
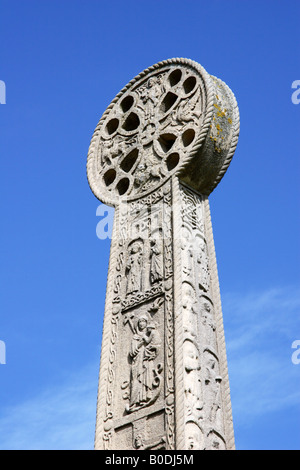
203 350 224 435
201 298 217 353
183 339 203 424
150 237 163 284
182 282 198 336
125 239 144 295
120 297 165 416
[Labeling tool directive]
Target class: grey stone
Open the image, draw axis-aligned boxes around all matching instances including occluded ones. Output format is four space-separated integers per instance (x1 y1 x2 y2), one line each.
87 58 240 450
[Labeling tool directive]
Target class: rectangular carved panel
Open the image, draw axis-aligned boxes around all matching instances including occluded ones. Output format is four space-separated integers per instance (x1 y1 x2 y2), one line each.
96 181 175 450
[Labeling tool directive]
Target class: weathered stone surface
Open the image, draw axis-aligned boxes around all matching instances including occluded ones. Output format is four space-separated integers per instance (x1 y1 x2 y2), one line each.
87 58 239 450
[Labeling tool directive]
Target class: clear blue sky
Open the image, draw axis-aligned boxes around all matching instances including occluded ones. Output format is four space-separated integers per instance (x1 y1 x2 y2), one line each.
0 0 299 450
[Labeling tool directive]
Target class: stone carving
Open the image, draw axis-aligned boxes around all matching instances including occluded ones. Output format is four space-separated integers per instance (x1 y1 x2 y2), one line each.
183 339 203 422
87 58 239 450
103 314 119 427
197 241 210 293
121 283 163 311
150 237 163 284
125 239 144 295
182 282 198 336
88 59 239 207
204 351 223 433
201 299 217 353
185 421 204 450
132 418 146 449
207 430 226 450
125 312 162 413
178 182 229 448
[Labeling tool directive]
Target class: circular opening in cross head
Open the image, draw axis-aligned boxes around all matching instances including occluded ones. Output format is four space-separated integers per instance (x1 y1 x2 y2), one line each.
182 128 195 147
106 118 119 135
183 76 197 94
160 92 178 113
168 69 182 87
120 149 139 173
120 95 134 113
103 168 116 187
158 133 176 153
166 152 180 171
122 112 140 132
117 177 130 195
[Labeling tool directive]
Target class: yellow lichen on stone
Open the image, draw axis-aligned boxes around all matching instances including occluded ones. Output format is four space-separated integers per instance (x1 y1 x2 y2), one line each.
217 110 226 118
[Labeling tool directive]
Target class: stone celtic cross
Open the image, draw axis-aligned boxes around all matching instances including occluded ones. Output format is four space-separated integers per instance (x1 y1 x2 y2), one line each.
87 58 239 450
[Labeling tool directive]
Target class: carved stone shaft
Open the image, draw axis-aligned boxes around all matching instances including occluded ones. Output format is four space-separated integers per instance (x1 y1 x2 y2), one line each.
87 58 239 450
